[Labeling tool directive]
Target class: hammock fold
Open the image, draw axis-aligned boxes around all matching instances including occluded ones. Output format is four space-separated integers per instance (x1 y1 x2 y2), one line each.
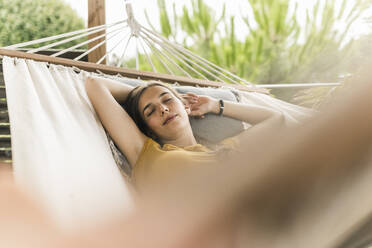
3 56 133 230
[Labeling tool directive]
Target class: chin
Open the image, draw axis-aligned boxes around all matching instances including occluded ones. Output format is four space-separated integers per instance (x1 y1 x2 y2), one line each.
160 126 187 140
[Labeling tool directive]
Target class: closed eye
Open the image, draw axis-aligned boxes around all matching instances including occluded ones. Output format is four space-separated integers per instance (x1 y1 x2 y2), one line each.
145 97 172 117
146 108 155 117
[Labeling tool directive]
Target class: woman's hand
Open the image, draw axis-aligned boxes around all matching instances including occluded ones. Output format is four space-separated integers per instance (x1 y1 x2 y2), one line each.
181 93 219 118
182 92 285 125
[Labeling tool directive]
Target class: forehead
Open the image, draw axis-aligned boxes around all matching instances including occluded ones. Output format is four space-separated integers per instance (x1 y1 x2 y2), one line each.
139 85 173 108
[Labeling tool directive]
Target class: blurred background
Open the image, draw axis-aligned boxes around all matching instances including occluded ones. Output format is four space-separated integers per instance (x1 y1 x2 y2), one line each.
1 0 371 107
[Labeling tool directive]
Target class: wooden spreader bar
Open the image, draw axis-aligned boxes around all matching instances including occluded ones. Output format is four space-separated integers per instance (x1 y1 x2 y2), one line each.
0 49 268 94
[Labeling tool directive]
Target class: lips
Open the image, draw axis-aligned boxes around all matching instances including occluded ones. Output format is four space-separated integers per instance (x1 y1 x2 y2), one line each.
163 114 177 125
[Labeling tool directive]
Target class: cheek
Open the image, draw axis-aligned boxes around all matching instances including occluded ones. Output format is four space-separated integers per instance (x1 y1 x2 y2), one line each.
173 101 187 114
179 105 189 118
146 116 161 130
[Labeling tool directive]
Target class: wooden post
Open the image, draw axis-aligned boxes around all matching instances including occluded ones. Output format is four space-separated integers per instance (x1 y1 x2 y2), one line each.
88 0 106 63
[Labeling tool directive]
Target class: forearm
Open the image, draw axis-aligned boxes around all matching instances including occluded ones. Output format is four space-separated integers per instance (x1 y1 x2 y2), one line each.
210 99 283 125
85 76 134 104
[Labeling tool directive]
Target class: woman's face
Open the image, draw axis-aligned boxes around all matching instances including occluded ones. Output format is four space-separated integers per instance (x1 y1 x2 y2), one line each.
138 86 190 141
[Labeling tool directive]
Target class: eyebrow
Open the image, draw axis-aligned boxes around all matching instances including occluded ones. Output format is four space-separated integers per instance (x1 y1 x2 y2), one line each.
142 91 170 115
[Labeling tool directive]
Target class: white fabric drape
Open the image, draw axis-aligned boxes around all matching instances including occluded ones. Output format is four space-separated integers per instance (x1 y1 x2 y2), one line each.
239 91 315 126
3 57 133 231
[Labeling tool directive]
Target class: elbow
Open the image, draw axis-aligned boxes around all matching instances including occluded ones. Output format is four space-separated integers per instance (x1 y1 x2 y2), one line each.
85 76 101 101
85 76 101 93
85 76 96 87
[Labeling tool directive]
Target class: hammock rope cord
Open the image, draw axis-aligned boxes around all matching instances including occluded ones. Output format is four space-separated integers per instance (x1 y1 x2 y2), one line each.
1 1 262 90
0 1 341 91
3 20 125 49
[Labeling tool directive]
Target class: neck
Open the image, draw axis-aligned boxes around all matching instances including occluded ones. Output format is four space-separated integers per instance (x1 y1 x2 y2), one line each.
161 128 197 147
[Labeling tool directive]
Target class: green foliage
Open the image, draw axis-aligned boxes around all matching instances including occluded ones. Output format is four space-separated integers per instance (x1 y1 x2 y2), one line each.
138 0 372 86
179 0 225 45
221 0 371 84
146 0 225 59
291 33 372 108
0 0 86 49
145 0 180 41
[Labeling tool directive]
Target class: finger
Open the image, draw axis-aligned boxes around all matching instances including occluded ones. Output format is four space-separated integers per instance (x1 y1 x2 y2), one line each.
190 111 204 117
182 96 193 101
183 96 198 103
189 104 198 110
186 96 198 102
186 92 198 97
195 115 206 119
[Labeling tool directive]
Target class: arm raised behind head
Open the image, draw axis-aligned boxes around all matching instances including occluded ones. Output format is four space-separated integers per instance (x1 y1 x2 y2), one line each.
85 76 134 104
85 76 147 167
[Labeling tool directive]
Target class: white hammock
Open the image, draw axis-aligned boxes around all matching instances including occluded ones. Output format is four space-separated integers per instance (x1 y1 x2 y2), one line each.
0 1 316 231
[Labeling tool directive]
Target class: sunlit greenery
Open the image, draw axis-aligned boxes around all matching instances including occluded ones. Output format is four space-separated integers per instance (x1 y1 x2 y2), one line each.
0 0 86 49
121 0 371 88
292 32 372 108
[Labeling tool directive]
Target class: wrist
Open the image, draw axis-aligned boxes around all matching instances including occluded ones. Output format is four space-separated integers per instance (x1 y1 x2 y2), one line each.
218 99 224 116
211 98 221 114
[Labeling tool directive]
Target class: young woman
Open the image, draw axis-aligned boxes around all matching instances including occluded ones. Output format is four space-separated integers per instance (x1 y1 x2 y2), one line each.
85 76 285 188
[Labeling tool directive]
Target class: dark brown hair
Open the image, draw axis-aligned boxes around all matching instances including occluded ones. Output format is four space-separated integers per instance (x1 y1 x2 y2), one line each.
123 81 183 141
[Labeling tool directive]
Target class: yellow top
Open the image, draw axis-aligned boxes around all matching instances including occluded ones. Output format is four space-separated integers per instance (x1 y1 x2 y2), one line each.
132 138 238 190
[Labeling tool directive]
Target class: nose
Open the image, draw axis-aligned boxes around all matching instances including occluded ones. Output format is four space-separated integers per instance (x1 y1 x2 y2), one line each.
159 104 169 116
